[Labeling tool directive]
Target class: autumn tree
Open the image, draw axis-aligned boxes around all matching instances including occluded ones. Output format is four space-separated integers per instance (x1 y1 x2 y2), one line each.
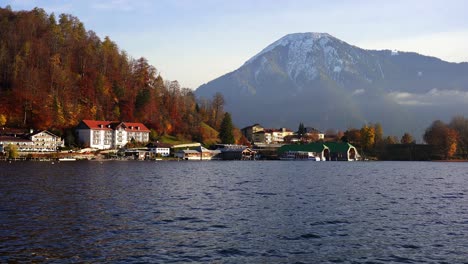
374 123 383 145
210 92 225 129
360 125 375 151
423 120 458 159
343 129 361 145
400 133 414 144
219 112 235 144
5 144 19 159
0 114 6 126
383 136 398 145
449 116 468 158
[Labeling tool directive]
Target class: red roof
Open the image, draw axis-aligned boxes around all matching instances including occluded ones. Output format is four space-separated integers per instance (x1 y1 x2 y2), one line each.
80 120 150 132
81 120 114 130
122 122 150 132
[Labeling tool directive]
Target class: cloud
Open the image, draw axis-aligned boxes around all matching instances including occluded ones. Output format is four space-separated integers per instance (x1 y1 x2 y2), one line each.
358 31 468 63
388 89 468 106
352 89 365 96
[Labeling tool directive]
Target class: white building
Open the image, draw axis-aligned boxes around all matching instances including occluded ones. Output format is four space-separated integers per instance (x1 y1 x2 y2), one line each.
263 128 295 144
0 130 64 152
76 120 150 149
305 127 325 140
147 142 172 157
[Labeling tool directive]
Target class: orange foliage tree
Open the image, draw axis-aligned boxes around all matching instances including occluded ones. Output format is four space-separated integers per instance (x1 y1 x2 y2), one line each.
423 120 458 159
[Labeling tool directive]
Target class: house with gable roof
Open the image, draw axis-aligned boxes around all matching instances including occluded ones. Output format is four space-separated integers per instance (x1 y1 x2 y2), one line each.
76 120 150 149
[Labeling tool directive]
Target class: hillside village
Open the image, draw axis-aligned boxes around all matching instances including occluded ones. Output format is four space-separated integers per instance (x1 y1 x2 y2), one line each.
0 119 361 161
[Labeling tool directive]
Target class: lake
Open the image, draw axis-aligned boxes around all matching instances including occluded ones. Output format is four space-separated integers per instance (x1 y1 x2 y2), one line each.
1 161 467 263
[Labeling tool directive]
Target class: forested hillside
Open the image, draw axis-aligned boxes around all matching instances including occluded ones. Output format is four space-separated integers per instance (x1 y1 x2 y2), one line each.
0 7 224 142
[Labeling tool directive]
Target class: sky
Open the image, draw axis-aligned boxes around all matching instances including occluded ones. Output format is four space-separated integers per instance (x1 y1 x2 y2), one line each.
3 0 468 89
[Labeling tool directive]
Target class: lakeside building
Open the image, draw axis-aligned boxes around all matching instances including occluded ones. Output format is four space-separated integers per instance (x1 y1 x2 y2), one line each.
76 120 150 150
215 144 256 160
175 144 255 161
0 130 64 152
241 124 264 142
175 146 221 160
304 127 325 140
242 124 295 144
278 143 329 161
278 142 360 161
146 142 172 157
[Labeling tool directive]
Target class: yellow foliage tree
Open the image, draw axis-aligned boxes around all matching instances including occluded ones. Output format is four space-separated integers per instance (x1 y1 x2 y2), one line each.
360 125 375 151
0 114 6 126
5 144 19 159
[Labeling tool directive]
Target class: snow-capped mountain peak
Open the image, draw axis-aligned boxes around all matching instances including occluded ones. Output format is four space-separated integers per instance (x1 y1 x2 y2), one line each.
245 32 334 65
196 32 468 136
245 32 350 83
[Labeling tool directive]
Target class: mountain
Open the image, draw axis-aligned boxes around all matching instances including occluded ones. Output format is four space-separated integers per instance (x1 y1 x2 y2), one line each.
196 32 468 138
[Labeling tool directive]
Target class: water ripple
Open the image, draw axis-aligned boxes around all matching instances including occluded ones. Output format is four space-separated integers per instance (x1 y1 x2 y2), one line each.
1 161 468 263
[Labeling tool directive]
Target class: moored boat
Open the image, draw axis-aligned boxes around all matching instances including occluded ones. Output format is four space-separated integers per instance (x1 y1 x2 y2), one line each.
58 158 76 161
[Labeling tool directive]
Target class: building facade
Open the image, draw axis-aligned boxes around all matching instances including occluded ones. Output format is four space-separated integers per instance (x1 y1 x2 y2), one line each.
0 130 64 152
241 124 264 142
147 142 172 157
76 120 150 149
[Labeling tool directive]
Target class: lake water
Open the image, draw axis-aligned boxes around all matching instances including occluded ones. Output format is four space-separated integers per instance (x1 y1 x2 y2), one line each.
1 161 467 263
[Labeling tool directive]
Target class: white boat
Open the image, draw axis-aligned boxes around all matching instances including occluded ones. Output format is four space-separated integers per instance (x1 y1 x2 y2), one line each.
279 151 320 161
58 158 76 161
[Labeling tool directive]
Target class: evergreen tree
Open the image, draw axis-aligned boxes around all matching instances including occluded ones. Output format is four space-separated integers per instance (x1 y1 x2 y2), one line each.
219 112 235 144
297 122 306 137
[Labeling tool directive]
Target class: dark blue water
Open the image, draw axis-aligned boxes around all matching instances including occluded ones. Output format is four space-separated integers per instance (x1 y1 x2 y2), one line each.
1 161 467 263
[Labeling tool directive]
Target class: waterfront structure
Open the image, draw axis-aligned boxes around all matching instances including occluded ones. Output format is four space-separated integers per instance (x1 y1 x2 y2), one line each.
325 142 360 161
76 120 150 149
216 144 256 160
278 143 329 161
0 130 63 152
278 142 360 161
175 146 221 160
147 142 172 157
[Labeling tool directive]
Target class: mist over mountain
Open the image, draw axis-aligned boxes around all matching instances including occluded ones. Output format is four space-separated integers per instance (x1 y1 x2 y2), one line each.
196 32 468 138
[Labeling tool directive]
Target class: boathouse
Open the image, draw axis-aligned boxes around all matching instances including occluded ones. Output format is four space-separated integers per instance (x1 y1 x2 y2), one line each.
324 142 360 161
277 142 360 161
278 143 329 161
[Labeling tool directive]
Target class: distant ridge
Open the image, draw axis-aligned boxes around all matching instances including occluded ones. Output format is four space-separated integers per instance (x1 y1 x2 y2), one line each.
196 32 468 137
